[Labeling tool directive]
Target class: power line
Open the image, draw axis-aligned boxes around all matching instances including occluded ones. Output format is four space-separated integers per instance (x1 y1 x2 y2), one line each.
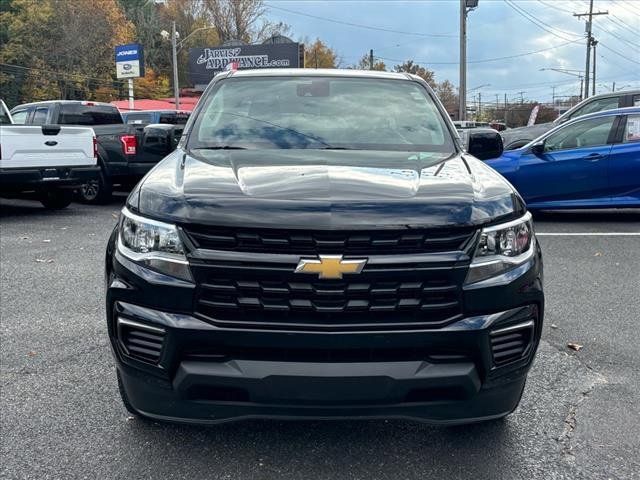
490 71 637 93
598 53 640 78
596 22 640 49
377 39 581 66
537 0 575 15
504 0 581 42
607 14 638 37
610 0 640 17
265 3 457 38
599 42 640 65
373 39 425 54
1 63 129 86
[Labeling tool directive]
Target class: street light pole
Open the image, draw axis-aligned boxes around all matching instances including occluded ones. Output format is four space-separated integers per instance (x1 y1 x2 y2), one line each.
171 21 180 110
540 68 585 101
459 0 479 121
459 0 467 121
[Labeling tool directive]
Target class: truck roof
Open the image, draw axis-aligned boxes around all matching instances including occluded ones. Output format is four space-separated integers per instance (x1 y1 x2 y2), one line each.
225 68 415 81
12 100 117 109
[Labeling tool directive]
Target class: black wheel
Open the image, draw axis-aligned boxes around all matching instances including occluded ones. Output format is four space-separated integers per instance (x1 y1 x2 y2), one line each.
116 369 143 418
39 189 73 209
78 166 112 204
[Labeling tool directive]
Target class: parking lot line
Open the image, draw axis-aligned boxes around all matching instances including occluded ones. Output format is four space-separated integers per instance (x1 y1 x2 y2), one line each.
536 232 640 236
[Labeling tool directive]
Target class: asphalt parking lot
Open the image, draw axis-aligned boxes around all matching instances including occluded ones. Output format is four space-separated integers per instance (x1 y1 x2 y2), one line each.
1 197 639 480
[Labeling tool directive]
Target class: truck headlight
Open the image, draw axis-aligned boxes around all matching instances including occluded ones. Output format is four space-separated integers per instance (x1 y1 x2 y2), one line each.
117 207 192 282
465 212 534 284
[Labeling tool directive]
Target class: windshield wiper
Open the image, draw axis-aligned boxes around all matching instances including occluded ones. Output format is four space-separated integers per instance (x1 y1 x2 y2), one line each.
316 146 353 150
195 145 248 150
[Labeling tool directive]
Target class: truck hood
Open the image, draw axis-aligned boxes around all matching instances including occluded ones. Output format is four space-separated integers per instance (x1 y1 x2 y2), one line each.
131 148 523 229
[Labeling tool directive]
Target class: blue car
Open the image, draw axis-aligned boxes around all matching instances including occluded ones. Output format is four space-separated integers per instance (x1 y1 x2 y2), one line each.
486 107 640 209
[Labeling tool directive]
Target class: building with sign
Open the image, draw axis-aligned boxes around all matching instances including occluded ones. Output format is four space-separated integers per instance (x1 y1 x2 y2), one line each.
188 36 304 91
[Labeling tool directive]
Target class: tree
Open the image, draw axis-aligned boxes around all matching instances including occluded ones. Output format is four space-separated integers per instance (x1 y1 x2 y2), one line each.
0 0 135 104
0 0 60 105
435 80 458 115
393 60 436 89
121 0 219 90
134 68 171 99
353 53 386 71
53 0 135 99
118 0 171 76
304 39 337 68
200 0 289 44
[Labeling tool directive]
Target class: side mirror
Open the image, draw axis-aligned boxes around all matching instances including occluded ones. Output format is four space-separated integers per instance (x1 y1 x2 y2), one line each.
466 128 504 160
141 124 182 156
530 141 545 156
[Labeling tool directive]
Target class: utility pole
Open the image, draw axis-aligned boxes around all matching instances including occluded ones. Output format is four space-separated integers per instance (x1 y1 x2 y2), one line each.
574 1 607 99
518 91 525 104
459 0 478 121
612 81 616 92
579 76 584 100
504 93 508 125
551 86 556 114
369 49 374 70
478 91 482 120
171 21 180 110
592 39 598 96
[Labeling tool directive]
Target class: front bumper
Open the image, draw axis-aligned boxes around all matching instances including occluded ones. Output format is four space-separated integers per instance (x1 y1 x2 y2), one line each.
106 232 544 424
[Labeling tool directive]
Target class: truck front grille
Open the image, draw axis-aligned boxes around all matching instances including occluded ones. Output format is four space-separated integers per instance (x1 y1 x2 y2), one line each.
182 225 475 255
192 270 465 331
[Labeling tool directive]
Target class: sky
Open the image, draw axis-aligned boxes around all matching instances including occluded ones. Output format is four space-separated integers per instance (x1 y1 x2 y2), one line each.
264 0 640 104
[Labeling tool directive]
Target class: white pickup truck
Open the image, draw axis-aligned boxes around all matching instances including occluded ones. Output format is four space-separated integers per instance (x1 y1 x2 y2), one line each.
1 100 99 209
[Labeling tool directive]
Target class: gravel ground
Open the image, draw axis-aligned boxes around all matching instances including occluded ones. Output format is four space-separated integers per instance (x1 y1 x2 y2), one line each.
1 198 639 480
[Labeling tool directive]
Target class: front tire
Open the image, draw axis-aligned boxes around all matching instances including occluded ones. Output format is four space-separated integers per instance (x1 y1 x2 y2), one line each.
40 189 73 209
78 166 112 204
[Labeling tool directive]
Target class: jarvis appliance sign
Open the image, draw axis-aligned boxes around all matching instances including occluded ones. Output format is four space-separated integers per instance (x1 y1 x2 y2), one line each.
188 43 301 86
115 43 145 79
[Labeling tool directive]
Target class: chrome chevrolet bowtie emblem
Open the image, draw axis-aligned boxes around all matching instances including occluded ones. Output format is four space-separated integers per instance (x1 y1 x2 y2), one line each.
295 254 367 280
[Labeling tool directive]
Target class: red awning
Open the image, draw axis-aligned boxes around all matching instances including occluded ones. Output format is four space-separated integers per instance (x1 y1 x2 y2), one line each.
110 97 199 112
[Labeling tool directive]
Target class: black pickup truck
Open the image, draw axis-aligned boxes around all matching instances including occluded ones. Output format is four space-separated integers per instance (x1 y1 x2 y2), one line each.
106 69 544 425
10 101 182 203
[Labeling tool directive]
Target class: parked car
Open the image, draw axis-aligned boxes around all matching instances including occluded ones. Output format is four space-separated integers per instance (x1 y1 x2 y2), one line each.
486 107 640 209
501 89 640 150
11 101 181 203
1 100 98 209
121 109 190 126
106 69 543 425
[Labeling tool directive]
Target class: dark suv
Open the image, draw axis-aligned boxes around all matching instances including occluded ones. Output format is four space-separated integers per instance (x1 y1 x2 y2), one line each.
106 69 544 424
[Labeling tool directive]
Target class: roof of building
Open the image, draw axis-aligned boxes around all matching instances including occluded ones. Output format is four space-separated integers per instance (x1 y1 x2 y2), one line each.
111 97 199 112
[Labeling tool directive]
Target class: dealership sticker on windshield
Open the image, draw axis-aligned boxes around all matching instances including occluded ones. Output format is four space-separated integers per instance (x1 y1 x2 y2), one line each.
627 117 640 142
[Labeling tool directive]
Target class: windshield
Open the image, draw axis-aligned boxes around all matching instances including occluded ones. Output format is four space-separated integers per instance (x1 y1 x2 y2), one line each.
188 76 455 152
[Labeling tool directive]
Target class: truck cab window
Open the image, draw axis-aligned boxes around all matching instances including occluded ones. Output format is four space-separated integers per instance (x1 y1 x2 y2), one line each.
11 110 29 124
32 107 49 125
